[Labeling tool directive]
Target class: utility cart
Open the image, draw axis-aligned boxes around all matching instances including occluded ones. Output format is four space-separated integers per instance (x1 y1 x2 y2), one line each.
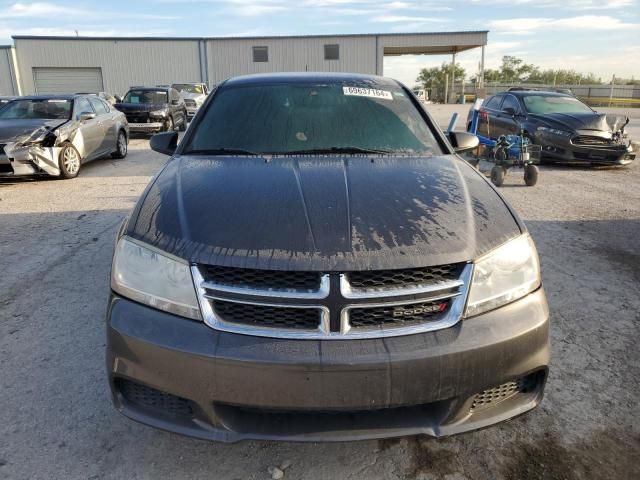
467 107 541 187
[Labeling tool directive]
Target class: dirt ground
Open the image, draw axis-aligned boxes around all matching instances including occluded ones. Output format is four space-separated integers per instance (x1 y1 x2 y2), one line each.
0 110 638 480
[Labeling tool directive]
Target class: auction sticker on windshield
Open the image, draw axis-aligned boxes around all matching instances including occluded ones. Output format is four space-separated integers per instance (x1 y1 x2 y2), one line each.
343 87 393 100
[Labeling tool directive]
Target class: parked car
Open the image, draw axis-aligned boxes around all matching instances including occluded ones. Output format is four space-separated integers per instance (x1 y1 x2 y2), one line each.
0 94 128 178
0 96 16 107
114 86 187 134
171 83 210 120
107 72 549 443
468 90 634 165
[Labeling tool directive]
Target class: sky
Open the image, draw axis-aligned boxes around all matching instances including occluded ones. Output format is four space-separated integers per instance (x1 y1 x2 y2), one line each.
1 0 639 86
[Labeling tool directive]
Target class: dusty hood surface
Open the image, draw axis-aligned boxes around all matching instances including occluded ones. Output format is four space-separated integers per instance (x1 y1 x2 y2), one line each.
530 112 628 133
127 155 522 270
0 118 68 143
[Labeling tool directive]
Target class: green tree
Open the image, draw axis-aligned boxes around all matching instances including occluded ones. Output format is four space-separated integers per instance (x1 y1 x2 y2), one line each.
416 62 466 101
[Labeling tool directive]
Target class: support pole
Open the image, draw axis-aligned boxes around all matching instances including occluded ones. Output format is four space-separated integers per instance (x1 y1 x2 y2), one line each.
479 45 485 89
451 51 457 104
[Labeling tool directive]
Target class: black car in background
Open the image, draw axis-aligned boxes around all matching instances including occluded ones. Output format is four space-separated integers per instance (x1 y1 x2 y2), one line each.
468 90 634 165
114 87 187 134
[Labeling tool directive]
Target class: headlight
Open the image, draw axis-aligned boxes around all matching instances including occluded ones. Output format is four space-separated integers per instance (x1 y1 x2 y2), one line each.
150 109 168 117
537 126 573 137
111 237 202 320
465 234 541 317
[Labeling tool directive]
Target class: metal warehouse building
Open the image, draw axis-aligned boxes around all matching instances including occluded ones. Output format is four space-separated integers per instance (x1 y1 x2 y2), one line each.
0 31 487 96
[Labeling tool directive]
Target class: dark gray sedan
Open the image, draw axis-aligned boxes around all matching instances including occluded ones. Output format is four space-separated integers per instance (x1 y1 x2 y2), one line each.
0 94 129 178
107 73 549 442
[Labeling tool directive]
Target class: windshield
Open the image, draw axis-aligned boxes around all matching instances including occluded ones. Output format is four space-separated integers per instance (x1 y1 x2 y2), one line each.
173 84 204 94
523 95 593 114
0 99 72 120
185 84 442 155
123 90 168 105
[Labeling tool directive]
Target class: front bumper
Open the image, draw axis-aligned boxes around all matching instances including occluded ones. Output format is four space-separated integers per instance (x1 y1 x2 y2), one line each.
536 132 635 164
0 146 61 177
106 289 550 442
186 107 199 118
127 122 164 133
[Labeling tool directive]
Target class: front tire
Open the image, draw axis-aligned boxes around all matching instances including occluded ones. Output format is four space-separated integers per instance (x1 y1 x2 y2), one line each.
111 130 128 159
58 144 81 179
178 112 187 132
164 116 174 132
490 165 506 187
524 165 539 186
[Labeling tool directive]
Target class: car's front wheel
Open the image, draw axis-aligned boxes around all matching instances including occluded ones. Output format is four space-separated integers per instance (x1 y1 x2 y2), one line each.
164 116 174 132
58 144 82 179
112 130 128 159
178 111 187 132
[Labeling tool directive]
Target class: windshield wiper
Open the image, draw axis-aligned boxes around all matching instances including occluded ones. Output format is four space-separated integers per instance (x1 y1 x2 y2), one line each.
186 148 262 156
281 146 395 155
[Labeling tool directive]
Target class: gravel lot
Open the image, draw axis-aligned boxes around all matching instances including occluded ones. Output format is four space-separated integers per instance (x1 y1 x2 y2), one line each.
1 108 639 480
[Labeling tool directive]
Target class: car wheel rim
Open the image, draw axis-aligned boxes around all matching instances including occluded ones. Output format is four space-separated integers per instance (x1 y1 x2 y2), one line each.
118 133 127 155
63 148 80 174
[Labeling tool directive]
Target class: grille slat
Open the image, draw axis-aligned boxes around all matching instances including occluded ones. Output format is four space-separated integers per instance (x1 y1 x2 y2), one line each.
202 265 321 292
346 264 463 291
470 375 538 412
118 379 193 416
349 300 449 329
212 300 321 330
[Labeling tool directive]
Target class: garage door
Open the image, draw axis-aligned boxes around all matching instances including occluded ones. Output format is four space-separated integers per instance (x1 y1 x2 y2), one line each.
33 67 104 94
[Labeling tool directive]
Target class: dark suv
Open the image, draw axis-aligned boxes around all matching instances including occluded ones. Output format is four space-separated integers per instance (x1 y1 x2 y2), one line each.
115 87 187 134
107 73 550 442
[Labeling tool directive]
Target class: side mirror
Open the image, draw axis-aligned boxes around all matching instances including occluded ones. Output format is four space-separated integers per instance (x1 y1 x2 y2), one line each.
79 112 96 121
449 131 479 153
171 99 180 106
150 131 178 156
114 95 122 103
502 107 516 117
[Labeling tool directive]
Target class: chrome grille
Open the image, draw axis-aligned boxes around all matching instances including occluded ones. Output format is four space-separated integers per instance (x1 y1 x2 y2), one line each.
184 99 197 107
572 135 611 146
193 263 472 340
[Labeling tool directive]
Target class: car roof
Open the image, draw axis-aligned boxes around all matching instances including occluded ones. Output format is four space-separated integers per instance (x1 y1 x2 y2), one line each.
223 72 402 88
128 87 170 91
12 94 78 100
502 90 571 98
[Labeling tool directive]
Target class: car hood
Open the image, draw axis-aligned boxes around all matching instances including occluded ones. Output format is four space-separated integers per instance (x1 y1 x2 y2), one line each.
114 103 167 113
126 155 523 271
179 92 206 102
0 118 69 143
530 111 628 133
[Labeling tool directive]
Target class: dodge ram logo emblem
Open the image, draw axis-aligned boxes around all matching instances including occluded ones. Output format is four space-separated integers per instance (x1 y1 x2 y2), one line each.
392 303 446 317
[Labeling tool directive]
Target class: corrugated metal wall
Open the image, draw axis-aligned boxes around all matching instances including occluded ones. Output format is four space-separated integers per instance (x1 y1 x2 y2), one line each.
11 33 487 94
0 47 17 95
13 38 202 96
205 36 377 85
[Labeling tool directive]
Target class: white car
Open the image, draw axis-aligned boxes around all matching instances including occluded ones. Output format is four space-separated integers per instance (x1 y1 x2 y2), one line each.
171 83 210 120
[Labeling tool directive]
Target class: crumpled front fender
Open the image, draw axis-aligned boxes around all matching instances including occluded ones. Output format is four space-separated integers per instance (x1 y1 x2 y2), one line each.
3 143 62 176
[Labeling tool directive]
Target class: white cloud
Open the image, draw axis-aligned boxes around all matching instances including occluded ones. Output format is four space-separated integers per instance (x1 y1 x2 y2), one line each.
489 15 640 34
372 15 445 23
3 2 84 18
474 0 636 8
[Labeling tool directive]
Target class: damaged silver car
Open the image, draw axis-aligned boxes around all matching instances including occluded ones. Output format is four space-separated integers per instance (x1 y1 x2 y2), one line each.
0 95 129 179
